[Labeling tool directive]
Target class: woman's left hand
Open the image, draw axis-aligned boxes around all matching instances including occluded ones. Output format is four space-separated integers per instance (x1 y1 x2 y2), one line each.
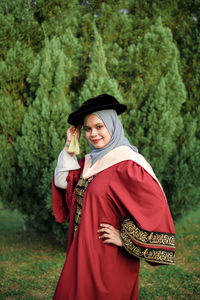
97 223 123 247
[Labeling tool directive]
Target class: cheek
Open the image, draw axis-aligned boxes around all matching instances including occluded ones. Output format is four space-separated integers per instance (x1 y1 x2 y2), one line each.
84 131 90 141
106 135 111 143
104 129 111 143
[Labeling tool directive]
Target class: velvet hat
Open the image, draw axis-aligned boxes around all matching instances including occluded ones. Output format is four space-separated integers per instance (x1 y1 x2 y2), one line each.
68 94 127 126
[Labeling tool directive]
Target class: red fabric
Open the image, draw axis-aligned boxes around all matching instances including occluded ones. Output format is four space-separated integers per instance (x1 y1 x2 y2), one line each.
52 160 175 300
52 158 85 224
52 181 68 223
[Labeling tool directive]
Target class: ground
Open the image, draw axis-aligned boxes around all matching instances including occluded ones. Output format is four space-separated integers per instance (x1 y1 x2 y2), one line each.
0 203 199 300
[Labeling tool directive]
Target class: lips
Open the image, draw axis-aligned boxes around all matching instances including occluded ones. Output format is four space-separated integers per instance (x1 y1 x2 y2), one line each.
91 139 102 143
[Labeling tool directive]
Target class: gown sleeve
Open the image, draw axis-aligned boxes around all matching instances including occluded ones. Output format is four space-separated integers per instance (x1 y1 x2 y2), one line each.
54 149 81 189
108 160 175 265
52 158 85 223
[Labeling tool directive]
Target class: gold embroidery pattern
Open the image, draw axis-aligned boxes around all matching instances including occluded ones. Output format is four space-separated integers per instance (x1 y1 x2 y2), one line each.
120 227 175 265
122 219 175 248
73 175 95 237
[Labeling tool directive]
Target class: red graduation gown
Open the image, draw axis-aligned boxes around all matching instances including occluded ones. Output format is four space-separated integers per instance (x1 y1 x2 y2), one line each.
52 159 175 300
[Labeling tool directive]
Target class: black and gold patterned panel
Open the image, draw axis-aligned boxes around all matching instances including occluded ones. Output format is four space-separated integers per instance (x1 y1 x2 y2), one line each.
120 219 175 265
73 175 95 237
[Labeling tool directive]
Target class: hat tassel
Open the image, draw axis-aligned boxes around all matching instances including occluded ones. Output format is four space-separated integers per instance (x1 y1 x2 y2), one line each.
68 130 81 155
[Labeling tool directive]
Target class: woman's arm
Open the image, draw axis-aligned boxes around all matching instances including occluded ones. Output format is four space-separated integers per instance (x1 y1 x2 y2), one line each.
54 125 82 189
54 148 80 189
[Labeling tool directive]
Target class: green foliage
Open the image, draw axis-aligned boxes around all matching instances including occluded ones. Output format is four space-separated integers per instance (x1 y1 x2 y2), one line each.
0 40 33 208
16 36 77 233
0 0 43 57
122 18 186 180
0 0 199 242
164 113 200 218
118 0 200 218
78 21 124 154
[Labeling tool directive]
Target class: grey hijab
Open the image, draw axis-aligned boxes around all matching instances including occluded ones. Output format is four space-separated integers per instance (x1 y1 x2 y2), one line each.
84 109 138 165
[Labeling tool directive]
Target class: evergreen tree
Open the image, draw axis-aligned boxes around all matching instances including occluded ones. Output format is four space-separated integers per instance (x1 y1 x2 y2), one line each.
79 22 123 102
165 113 200 218
171 1 200 135
95 1 137 83
121 18 186 182
0 0 43 207
16 36 78 235
78 22 124 154
166 1 200 216
0 40 33 206
0 0 43 58
124 0 200 215
1 0 199 242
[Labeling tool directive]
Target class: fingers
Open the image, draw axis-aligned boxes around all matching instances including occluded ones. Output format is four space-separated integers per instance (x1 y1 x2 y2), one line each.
97 223 123 247
99 223 113 229
97 224 111 240
98 223 114 233
97 224 114 237
66 125 82 142
68 126 76 135
66 126 75 140
99 233 110 239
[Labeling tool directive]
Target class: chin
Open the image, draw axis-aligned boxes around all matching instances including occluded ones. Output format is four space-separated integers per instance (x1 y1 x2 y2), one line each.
93 144 104 149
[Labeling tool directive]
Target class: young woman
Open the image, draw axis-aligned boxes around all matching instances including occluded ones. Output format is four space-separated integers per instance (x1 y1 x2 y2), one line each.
52 94 175 300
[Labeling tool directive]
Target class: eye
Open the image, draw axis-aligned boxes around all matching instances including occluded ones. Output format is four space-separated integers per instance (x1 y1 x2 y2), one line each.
96 125 103 129
84 127 91 132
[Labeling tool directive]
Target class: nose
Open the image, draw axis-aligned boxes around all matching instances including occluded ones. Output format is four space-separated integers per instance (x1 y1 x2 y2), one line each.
91 128 98 136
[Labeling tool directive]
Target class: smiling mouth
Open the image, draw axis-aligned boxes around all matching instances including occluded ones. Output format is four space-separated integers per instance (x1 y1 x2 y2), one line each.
91 139 102 143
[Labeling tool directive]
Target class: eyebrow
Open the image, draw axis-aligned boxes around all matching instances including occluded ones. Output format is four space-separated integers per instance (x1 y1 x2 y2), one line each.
84 122 103 128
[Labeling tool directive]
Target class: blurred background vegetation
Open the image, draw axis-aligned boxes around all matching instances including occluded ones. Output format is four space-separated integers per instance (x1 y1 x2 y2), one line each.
0 0 200 244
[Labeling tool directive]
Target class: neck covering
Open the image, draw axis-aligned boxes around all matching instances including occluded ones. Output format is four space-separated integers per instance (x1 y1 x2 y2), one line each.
84 109 138 165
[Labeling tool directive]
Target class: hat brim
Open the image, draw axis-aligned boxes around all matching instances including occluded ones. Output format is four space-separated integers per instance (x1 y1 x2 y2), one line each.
68 103 127 126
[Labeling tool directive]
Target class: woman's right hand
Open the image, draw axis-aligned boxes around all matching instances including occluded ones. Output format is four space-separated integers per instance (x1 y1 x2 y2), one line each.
66 125 81 144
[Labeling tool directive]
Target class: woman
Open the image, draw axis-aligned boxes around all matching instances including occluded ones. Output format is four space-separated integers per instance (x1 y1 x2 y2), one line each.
52 94 175 300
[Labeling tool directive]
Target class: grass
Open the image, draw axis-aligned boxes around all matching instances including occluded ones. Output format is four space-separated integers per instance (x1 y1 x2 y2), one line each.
0 205 200 300
139 208 200 299
0 208 65 300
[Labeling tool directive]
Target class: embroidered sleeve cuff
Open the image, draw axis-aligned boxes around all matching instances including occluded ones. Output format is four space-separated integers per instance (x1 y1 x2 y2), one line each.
120 219 175 265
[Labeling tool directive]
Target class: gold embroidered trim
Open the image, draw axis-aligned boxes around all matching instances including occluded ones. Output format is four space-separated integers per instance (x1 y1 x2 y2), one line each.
73 175 95 237
120 227 175 265
122 219 175 249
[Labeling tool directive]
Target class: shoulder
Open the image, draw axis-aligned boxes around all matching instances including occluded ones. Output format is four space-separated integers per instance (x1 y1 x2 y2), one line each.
113 159 148 175
110 159 160 192
113 160 149 180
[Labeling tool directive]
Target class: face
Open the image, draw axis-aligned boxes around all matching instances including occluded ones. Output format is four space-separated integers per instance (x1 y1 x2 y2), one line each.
84 114 111 149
